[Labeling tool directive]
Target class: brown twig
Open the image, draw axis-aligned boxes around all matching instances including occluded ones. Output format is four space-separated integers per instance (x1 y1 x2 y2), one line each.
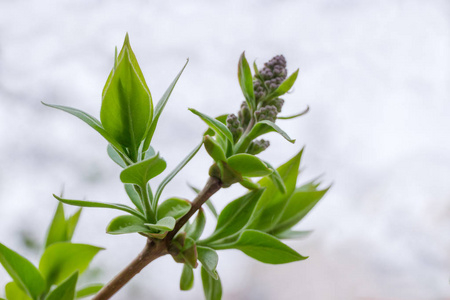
93 176 222 300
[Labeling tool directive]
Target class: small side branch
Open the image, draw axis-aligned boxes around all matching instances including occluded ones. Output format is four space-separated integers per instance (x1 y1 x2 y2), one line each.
93 239 167 300
165 176 222 242
93 176 222 300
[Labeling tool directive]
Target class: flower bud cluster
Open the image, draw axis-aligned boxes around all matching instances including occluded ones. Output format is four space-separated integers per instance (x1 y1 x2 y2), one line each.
255 105 278 123
226 114 243 142
267 97 284 113
238 101 251 130
247 139 270 155
258 55 287 92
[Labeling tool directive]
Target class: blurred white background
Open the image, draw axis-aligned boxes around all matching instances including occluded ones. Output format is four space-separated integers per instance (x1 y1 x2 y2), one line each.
0 0 449 299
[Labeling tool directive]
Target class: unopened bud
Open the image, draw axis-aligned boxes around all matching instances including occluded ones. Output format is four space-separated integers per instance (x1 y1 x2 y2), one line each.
226 114 243 142
248 139 270 155
255 105 278 123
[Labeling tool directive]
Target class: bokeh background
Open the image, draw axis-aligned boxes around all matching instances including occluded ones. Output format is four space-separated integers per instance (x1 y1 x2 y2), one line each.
0 0 449 299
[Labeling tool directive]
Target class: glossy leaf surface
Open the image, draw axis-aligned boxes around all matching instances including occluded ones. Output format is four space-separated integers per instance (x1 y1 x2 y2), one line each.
185 209 206 241
201 266 222 300
179 264 194 291
197 246 218 280
75 284 104 299
53 195 145 220
124 184 144 213
232 230 306 264
100 34 152 148
248 150 303 231
106 215 148 235
5 282 31 300
189 109 233 143
271 69 299 97
227 154 273 177
45 203 67 248
107 144 127 168
45 272 78 300
237 52 255 110
274 230 312 240
120 153 167 187
146 217 176 231
271 183 329 234
204 189 264 244
39 243 102 287
0 243 45 299
204 135 226 162
157 198 191 220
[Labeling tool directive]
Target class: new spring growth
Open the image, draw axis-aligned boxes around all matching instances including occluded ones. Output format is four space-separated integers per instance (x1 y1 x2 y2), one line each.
226 114 243 142
247 139 270 155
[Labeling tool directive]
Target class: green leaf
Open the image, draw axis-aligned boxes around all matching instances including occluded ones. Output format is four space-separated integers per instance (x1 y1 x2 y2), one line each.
100 34 152 149
143 59 189 151
45 203 67 248
238 52 255 111
232 230 306 264
274 230 312 240
248 149 303 231
0 243 45 299
66 208 82 241
53 194 145 220
5 282 32 300
189 109 234 143
185 209 206 241
120 153 167 187
252 120 295 143
124 184 144 213
45 272 78 300
75 284 103 299
204 189 264 244
197 246 218 280
277 106 309 120
157 198 191 220
41 102 126 155
203 135 226 162
107 144 127 168
178 237 198 269
264 161 287 194
270 184 329 235
203 114 228 137
154 142 203 204
235 120 295 153
179 264 194 291
227 154 273 177
239 177 260 190
39 243 103 287
271 69 299 97
146 217 176 231
201 266 222 300
106 215 149 235
143 145 156 159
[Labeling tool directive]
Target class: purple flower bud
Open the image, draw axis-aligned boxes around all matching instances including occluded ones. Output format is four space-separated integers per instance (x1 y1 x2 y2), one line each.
255 105 278 123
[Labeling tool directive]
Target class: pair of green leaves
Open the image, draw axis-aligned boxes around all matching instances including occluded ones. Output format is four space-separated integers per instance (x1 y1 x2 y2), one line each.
198 149 329 267
0 242 102 300
0 203 103 300
176 209 220 299
106 197 192 238
54 141 203 235
43 34 188 164
45 203 81 248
